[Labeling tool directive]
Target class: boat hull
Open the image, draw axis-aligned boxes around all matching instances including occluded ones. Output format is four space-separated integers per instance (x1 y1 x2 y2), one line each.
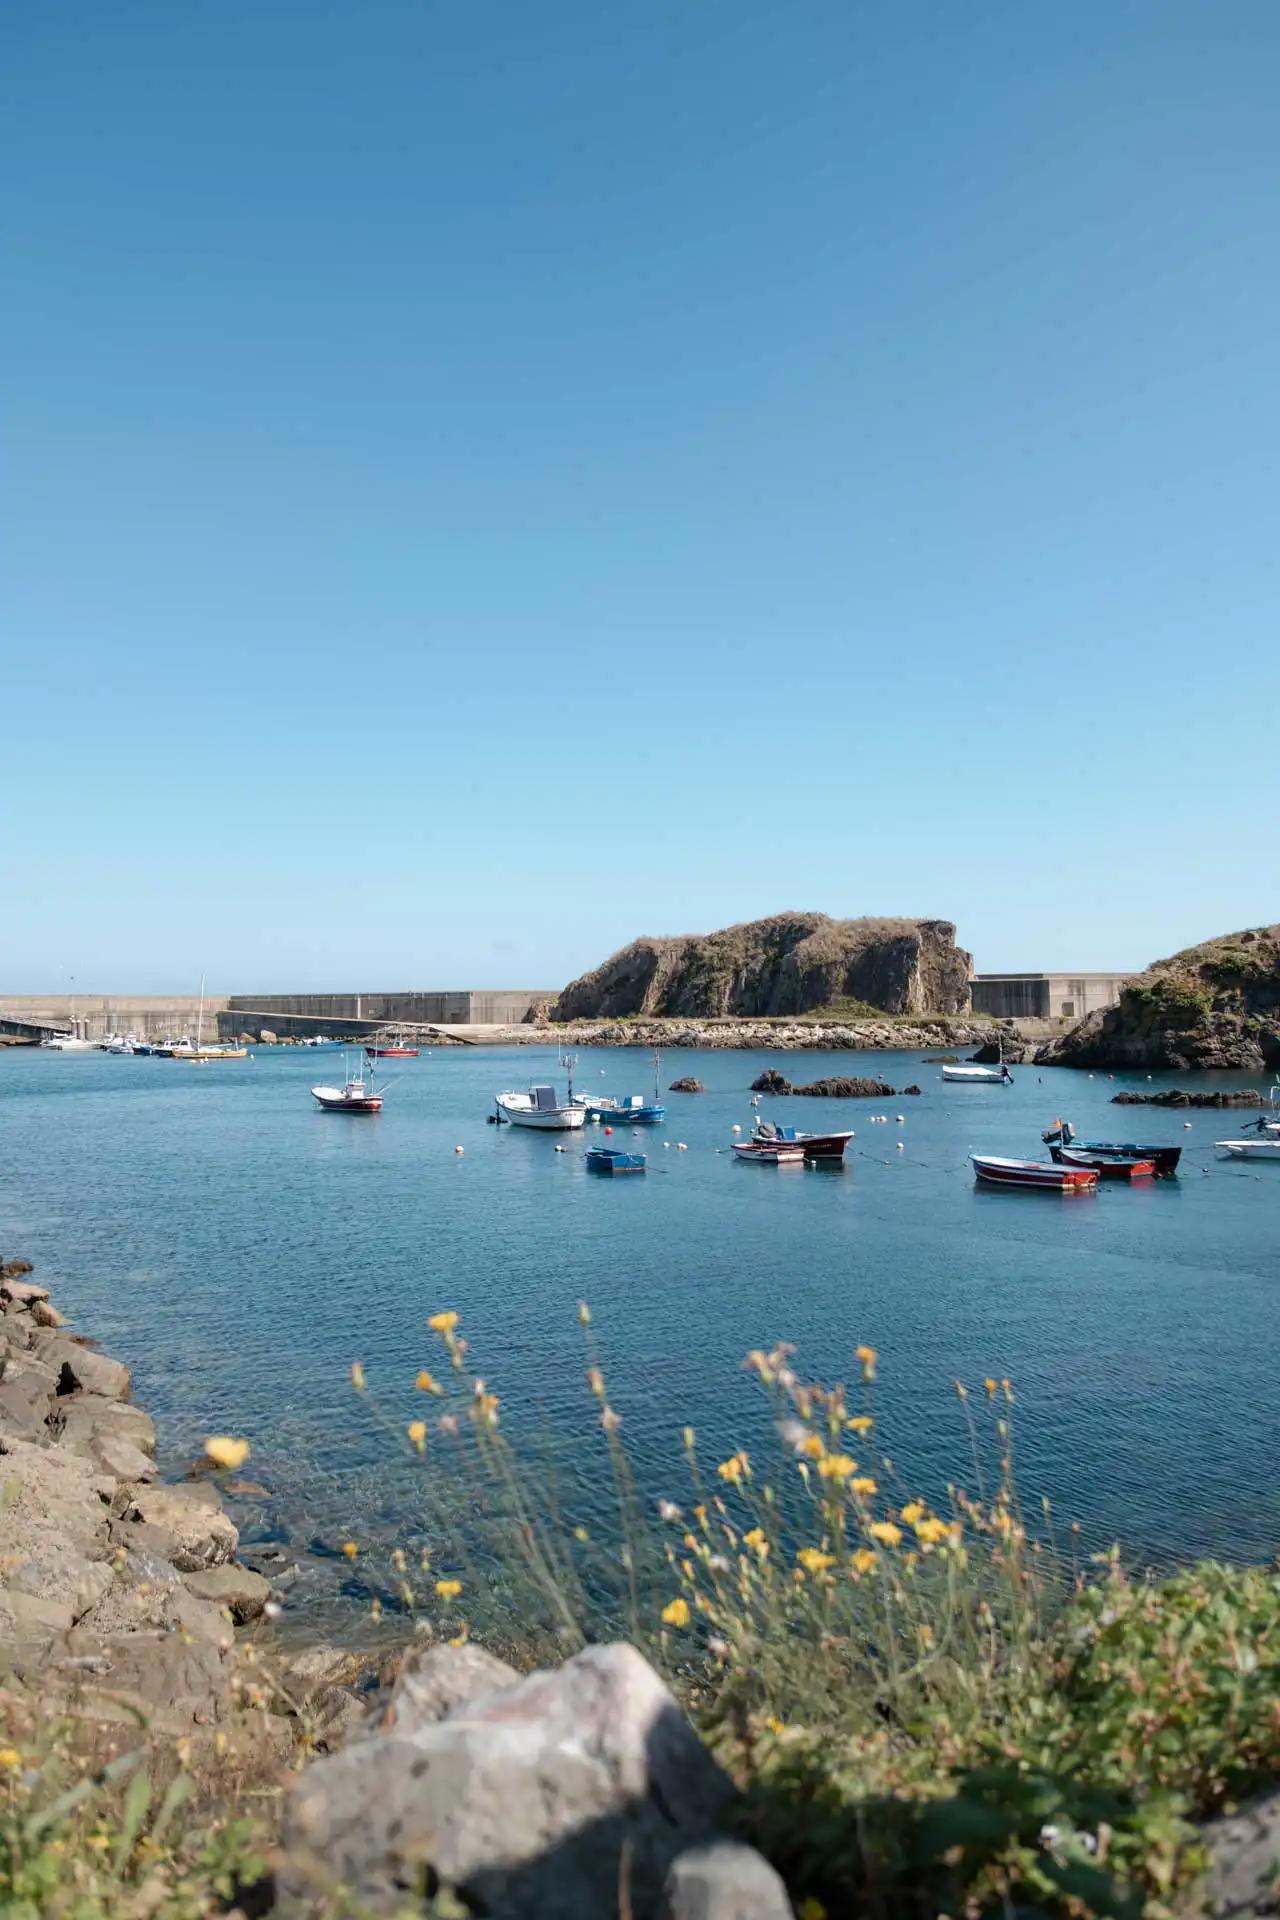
581 1101 666 1124
312 1087 383 1112
1052 1146 1156 1179
1043 1128 1181 1174
367 1047 419 1057
586 1149 646 1173
971 1154 1096 1192
942 1065 1012 1084
495 1095 587 1130
1215 1139 1280 1160
754 1128 853 1160
732 1143 806 1165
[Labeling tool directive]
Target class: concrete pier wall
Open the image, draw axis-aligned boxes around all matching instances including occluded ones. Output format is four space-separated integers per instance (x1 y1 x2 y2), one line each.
225 989 554 1028
0 995 230 1041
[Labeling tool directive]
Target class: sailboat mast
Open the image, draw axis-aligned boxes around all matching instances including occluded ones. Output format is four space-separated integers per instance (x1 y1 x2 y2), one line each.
196 973 205 1052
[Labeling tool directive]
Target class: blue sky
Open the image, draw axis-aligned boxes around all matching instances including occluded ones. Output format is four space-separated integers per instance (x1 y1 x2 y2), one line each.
5 0 1276 992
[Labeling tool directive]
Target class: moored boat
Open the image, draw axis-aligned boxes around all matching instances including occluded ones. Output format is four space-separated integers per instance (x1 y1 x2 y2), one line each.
1055 1145 1155 1180
971 1153 1097 1192
942 1063 1014 1085
367 1028 420 1057
1214 1138 1280 1160
752 1121 854 1160
579 1050 666 1125
495 1084 587 1130
313 1054 384 1112
732 1140 807 1165
586 1147 646 1174
1042 1121 1181 1175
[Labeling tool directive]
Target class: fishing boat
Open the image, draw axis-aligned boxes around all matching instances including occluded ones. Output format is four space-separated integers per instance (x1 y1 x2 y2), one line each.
732 1140 807 1165
1055 1145 1155 1180
495 1084 586 1130
41 1034 95 1051
586 1147 646 1174
1042 1121 1181 1175
1214 1138 1280 1161
942 1062 1014 1085
366 1029 420 1058
312 1054 384 1112
752 1121 854 1160
970 1153 1097 1192
577 1050 666 1124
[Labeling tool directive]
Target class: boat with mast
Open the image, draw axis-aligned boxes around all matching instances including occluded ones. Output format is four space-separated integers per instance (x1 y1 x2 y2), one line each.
577 1051 667 1125
171 976 246 1061
312 1052 385 1112
495 1053 587 1130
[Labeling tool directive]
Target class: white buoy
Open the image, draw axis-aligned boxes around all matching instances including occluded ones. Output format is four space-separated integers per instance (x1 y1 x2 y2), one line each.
731 1124 741 1134
664 1141 670 1149
555 1144 566 1152
454 1145 464 1155
677 1142 688 1151
1184 1121 1192 1128
896 1115 904 1123
896 1142 904 1151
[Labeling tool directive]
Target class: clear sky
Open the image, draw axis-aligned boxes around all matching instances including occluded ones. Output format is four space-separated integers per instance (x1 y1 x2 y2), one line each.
5 0 1276 993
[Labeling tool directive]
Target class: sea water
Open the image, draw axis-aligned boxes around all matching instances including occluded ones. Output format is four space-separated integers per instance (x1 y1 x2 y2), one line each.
2 1042 1276 1631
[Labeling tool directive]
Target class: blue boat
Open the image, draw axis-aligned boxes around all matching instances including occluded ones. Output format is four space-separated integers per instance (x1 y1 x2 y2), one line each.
579 1049 667 1126
586 1147 646 1174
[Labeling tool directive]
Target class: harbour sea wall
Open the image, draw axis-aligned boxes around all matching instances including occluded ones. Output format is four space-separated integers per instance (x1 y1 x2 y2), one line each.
0 993 230 1042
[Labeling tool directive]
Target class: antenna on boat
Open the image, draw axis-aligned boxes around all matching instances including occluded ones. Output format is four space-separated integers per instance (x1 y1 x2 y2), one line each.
564 1051 578 1104
651 1048 662 1102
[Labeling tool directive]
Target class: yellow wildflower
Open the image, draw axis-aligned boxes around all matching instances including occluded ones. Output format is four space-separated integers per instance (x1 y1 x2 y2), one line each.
448 1629 469 1647
406 1420 427 1451
350 1361 366 1391
203 1435 250 1471
984 1377 997 1397
0 1748 21 1770
796 1547 835 1574
797 1433 826 1460
817 1452 856 1481
914 1516 949 1545
743 1527 769 1558
917 1622 935 1647
342 1540 358 1559
850 1476 877 1498
428 1311 460 1334
662 1597 690 1628
868 1521 903 1546
435 1578 463 1600
717 1453 747 1484
855 1344 878 1380
577 1300 591 1324
573 1525 589 1542
846 1414 874 1433
900 1501 926 1525
764 1713 785 1734
850 1548 878 1574
415 1369 442 1394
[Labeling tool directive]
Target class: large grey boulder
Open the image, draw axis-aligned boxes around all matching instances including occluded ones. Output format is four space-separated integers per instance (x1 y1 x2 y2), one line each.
183 1563 272 1622
54 1392 156 1458
282 1642 735 1917
661 1842 795 1920
49 1340 133 1402
0 1435 113 1622
1202 1787 1280 1916
378 1641 520 1734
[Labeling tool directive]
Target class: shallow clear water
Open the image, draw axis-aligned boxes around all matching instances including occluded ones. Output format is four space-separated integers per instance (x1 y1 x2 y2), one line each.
2 1042 1276 1629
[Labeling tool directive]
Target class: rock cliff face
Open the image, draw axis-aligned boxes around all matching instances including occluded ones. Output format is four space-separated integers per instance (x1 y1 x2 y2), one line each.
1037 926 1280 1070
553 914 972 1022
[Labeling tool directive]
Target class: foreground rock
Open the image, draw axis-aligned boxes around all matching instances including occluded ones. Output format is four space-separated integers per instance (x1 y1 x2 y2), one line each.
283 1642 739 1918
1037 924 1280 1070
553 912 973 1021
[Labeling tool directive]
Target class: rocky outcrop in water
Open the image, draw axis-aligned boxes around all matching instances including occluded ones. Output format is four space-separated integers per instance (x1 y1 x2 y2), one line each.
1037 926 1280 1071
669 1076 705 1092
751 1070 792 1094
790 1076 896 1098
1111 1088 1267 1107
553 914 972 1022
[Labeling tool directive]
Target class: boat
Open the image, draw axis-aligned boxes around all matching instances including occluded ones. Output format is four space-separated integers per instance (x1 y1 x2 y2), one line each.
752 1121 854 1160
366 1029 420 1058
170 975 246 1060
578 1049 666 1125
495 1076 587 1130
312 1053 385 1112
40 1035 95 1051
970 1153 1097 1192
586 1147 646 1174
1054 1145 1155 1180
1042 1121 1181 1175
1214 1138 1280 1160
732 1140 807 1165
942 1062 1014 1085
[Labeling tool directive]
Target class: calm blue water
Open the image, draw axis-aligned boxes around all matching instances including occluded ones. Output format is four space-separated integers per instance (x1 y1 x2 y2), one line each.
2 1042 1276 1627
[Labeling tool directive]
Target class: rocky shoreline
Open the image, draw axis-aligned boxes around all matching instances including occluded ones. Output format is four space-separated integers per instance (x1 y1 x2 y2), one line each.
502 1015 1006 1052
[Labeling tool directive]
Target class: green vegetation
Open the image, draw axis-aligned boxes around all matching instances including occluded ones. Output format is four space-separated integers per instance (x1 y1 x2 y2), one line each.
8 1319 1277 1919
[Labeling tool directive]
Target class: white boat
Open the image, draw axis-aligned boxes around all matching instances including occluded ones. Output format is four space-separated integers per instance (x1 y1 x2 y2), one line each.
495 1084 587 1130
942 1062 1014 1085
170 975 246 1061
41 1034 94 1051
1215 1138 1280 1160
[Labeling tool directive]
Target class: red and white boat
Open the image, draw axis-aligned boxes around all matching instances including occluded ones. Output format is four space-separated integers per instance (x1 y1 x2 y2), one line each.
366 1029 419 1057
312 1054 385 1112
970 1153 1097 1193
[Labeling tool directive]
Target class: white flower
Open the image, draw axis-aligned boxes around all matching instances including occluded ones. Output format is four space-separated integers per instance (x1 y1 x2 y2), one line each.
657 1499 683 1523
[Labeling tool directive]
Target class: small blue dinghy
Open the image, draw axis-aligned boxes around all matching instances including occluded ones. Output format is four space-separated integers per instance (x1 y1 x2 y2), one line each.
586 1148 646 1174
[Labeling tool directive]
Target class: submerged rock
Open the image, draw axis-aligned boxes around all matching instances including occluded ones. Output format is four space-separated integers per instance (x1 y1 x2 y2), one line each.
669 1076 706 1093
1112 1088 1265 1107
